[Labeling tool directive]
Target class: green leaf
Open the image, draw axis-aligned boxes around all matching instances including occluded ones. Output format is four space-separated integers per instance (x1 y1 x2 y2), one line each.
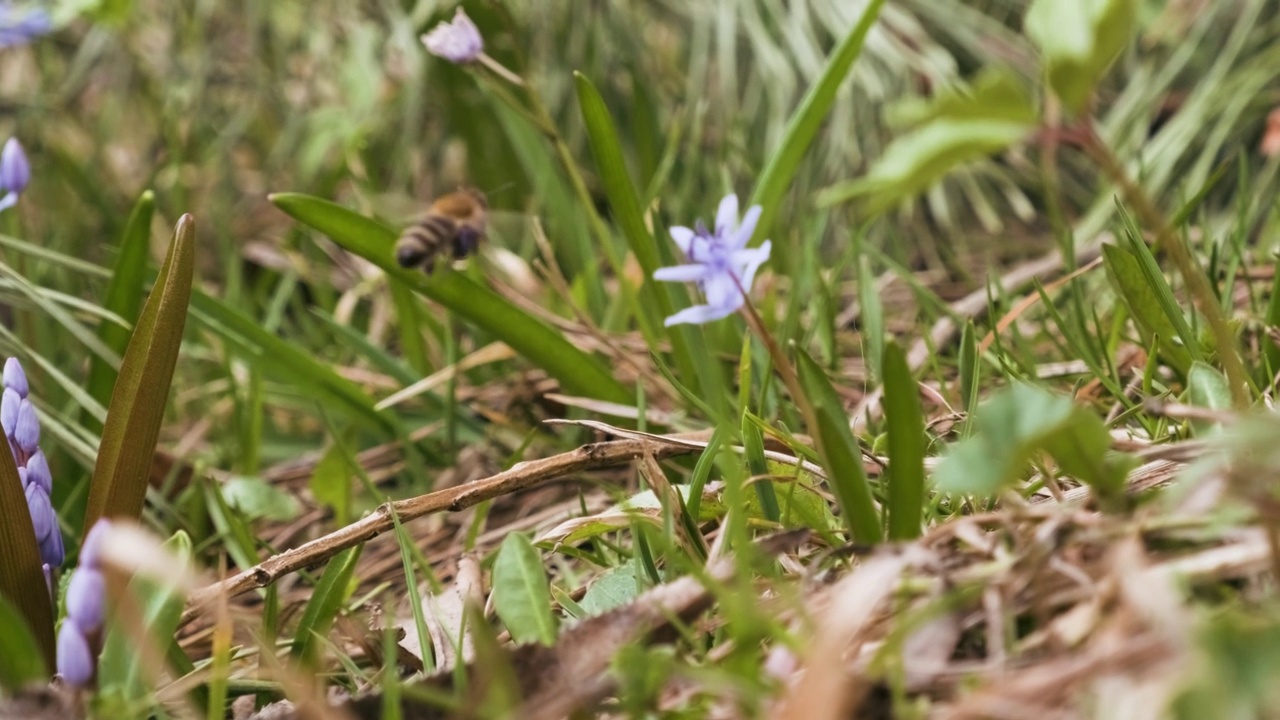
882 342 925 540
578 560 642 617
291 545 362 666
84 214 194 534
98 530 193 702
935 383 1134 508
221 475 301 523
269 193 630 404
390 505 434 673
87 190 154 416
794 347 882 543
0 593 47 691
749 0 885 244
958 321 980 415
1186 362 1231 438
819 70 1036 211
1025 0 1136 114
1101 243 1195 375
308 442 352 526
492 532 557 645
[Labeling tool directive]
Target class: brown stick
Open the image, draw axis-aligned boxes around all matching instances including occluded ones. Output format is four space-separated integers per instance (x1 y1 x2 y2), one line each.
180 433 708 627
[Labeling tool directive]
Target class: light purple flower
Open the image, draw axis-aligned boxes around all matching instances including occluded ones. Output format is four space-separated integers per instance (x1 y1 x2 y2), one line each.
0 138 29 212
653 194 772 326
421 8 483 64
56 621 94 686
0 4 50 50
3 358 60 566
57 519 112 686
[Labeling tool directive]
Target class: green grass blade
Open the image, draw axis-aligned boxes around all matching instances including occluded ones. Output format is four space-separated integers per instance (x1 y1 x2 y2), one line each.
291 545 362 667
86 190 154 414
390 505 434 672
747 0 885 244
574 72 702 392
269 193 630 403
882 341 925 540
795 347 882 544
84 214 195 531
188 291 393 433
98 530 193 701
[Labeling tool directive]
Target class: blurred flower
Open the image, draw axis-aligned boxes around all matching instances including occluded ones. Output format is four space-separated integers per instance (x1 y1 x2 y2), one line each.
653 194 772 326
4 357 61 567
58 520 111 687
0 3 50 50
421 8 483 64
0 138 30 212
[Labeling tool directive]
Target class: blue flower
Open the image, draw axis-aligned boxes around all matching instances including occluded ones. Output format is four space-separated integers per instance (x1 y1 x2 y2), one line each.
0 138 30 212
421 8 483 64
653 194 772 326
57 520 111 687
0 4 50 50
3 357 61 567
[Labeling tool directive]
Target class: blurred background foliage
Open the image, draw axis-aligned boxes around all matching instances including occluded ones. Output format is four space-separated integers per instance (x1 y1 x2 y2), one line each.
0 0 1277 546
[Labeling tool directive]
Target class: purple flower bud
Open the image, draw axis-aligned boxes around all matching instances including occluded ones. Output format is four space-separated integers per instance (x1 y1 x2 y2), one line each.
79 520 111 569
25 448 49 493
39 521 63 568
66 568 105 631
56 622 94 686
0 138 29 195
3 357 27 397
421 8 483 64
0 386 18 437
24 481 50 540
14 397 37 452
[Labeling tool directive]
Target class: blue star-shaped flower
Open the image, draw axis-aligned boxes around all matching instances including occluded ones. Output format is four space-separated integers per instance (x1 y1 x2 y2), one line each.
654 194 772 326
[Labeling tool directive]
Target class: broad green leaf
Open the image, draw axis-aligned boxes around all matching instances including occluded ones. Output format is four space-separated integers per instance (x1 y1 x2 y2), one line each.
935 383 1134 508
578 560 642 617
819 71 1036 212
291 545 362 666
98 530 192 702
1025 0 1136 114
87 190 154 416
0 593 47 691
221 475 301 523
1101 243 1194 375
749 0 885 244
795 347 882 543
1186 362 1231 437
883 342 925 540
84 214 194 534
269 193 630 403
308 442 351 526
492 533 557 645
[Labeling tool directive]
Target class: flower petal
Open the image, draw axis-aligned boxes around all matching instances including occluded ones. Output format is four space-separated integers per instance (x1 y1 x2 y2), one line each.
715 194 739 237
669 226 695 254
56 622 94 686
653 263 710 282
731 204 763 249
735 240 772 293
663 302 738 327
701 270 741 311
66 569 106 631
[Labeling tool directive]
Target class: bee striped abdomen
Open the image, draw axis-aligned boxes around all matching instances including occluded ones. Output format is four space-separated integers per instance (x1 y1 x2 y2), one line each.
393 189 488 273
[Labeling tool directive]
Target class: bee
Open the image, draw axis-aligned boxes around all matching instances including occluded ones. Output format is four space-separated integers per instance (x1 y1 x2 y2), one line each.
394 188 489 273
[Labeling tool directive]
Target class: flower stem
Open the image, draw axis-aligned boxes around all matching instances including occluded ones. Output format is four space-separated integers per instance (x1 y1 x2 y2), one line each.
1079 122 1251 408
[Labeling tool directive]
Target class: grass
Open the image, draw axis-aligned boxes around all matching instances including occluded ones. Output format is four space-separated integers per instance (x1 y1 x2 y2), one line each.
0 0 1279 718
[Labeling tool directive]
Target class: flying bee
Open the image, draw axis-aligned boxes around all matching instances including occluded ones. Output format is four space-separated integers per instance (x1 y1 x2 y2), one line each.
394 188 489 273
